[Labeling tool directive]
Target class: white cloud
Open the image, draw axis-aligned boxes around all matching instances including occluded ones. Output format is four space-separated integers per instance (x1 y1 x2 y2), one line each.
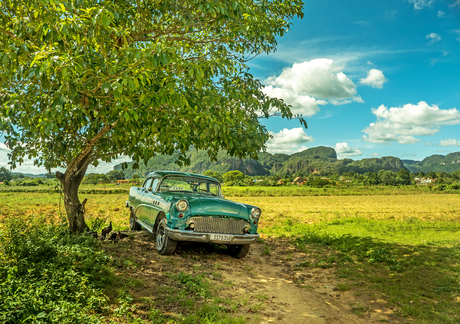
440 139 460 146
359 69 388 88
266 127 313 154
262 86 326 116
363 101 460 144
408 0 433 10
335 142 363 159
450 0 460 8
266 59 357 100
437 10 445 17
263 59 361 116
455 29 460 41
426 33 441 44
372 152 380 157
0 142 9 152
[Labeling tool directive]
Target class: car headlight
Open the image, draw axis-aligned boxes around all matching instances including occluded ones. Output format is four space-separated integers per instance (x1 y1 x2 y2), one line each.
176 199 189 212
251 207 261 219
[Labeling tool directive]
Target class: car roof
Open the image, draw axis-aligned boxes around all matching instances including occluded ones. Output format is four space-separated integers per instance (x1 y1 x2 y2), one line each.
146 171 219 183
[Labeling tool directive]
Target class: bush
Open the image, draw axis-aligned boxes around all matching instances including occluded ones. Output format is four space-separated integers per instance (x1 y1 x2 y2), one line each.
0 215 111 323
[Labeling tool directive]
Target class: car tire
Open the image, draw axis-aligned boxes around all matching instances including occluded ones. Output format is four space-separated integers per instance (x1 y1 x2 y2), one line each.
228 244 250 259
155 218 177 255
129 208 142 231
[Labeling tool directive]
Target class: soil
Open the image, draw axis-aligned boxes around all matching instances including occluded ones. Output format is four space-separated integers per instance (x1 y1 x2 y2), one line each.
103 231 405 323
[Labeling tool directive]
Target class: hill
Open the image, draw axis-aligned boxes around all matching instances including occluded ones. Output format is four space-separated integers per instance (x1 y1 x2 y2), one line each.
113 146 408 178
403 152 460 173
114 150 269 179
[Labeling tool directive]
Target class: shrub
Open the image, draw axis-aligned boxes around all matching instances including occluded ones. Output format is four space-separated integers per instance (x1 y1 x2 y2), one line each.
0 215 111 323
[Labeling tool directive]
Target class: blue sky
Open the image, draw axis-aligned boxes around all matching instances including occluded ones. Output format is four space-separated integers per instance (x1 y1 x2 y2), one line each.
1 0 460 174
255 0 460 160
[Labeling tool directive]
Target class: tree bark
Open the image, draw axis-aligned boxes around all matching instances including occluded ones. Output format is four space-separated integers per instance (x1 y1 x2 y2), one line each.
56 152 92 233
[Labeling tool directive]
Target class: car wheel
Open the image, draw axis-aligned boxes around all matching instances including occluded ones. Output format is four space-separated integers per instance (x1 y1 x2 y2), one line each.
155 219 177 255
228 244 250 259
129 208 142 231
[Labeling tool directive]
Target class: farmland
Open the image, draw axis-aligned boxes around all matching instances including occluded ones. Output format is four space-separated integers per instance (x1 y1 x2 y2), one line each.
1 188 459 323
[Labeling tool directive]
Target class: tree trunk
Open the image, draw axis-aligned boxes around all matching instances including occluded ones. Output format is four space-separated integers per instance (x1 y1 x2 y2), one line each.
57 153 92 233
61 175 89 233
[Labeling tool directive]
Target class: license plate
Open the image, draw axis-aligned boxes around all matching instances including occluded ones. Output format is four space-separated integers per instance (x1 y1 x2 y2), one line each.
210 234 232 242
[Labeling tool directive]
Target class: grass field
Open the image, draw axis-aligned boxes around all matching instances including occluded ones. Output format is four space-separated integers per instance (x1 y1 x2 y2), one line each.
1 189 459 323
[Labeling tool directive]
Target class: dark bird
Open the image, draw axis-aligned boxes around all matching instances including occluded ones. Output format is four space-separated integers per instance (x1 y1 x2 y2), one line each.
101 221 112 238
108 232 118 241
117 231 129 240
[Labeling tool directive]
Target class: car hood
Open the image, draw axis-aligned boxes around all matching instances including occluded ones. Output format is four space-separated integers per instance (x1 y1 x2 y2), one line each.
164 192 249 219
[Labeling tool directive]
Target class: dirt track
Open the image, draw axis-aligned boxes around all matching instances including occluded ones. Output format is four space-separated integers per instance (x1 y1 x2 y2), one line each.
104 231 404 323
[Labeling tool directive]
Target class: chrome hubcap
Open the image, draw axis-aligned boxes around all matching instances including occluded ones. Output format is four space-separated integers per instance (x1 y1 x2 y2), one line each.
157 225 165 249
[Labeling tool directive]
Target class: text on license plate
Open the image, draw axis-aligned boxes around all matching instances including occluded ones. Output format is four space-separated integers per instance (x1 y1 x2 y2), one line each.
210 234 232 242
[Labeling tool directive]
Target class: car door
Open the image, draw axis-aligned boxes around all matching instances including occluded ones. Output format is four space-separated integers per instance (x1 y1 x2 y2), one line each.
136 177 153 226
139 177 161 228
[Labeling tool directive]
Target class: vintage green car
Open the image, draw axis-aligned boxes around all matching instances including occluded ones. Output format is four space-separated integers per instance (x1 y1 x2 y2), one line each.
126 171 261 258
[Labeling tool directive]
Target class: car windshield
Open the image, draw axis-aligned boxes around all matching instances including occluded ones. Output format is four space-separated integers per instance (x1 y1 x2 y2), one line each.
159 176 221 196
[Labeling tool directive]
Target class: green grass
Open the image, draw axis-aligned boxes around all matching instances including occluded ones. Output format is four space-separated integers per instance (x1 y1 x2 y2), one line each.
262 216 460 323
222 185 459 197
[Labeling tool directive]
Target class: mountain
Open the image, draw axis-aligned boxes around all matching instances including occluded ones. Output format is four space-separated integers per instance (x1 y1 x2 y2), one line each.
403 152 460 173
113 146 409 178
114 150 269 179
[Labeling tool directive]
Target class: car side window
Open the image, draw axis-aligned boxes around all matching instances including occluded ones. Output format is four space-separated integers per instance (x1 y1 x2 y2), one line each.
143 178 153 189
151 178 159 191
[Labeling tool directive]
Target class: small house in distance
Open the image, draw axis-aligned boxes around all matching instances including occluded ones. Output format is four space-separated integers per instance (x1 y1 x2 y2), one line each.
292 177 304 185
116 180 129 184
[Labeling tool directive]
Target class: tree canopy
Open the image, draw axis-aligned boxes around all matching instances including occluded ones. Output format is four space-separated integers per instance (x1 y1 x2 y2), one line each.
0 0 304 232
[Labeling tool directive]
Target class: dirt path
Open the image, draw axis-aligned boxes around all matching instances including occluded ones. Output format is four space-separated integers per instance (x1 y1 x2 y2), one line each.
104 232 404 323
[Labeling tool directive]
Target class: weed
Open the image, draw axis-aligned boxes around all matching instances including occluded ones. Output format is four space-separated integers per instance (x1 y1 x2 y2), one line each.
211 271 222 279
262 244 271 256
243 264 255 271
350 302 370 317
336 283 351 291
224 280 233 287
256 293 268 301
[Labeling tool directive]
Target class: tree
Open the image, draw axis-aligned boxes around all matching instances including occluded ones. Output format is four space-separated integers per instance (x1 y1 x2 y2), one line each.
0 0 305 232
396 169 411 185
223 170 245 184
379 170 395 186
107 170 125 181
0 167 12 181
82 173 109 185
203 170 223 183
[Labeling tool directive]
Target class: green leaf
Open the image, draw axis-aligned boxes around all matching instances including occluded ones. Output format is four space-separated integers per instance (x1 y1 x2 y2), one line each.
101 15 110 29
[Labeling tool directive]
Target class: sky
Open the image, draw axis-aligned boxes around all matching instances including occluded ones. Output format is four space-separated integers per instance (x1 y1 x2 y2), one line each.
256 0 460 160
1 0 460 174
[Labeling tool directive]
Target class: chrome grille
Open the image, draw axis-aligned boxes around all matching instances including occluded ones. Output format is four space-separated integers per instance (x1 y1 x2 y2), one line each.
190 217 248 234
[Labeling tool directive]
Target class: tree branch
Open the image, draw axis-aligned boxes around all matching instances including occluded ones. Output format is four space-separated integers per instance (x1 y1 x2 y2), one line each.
65 120 118 181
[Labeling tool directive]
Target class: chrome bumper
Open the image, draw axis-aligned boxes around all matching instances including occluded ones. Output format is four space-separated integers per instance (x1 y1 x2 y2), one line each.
165 227 259 245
